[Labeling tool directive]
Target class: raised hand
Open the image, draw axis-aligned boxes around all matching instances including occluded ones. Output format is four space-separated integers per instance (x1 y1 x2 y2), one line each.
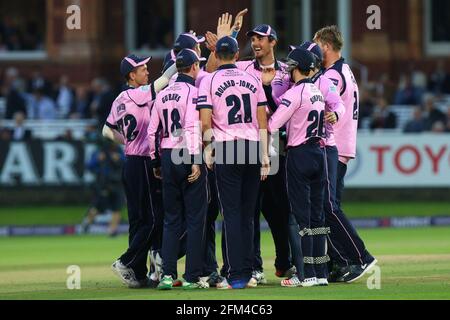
217 12 233 39
205 31 218 52
232 8 248 33
325 112 338 125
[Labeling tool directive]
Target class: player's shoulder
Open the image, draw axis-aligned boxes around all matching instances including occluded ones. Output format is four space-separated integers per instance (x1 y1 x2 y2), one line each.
236 60 254 71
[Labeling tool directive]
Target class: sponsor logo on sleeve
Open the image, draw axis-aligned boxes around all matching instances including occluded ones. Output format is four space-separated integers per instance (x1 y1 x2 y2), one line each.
281 99 292 107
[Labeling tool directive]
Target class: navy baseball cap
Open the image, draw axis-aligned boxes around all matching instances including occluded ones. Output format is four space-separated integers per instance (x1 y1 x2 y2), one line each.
176 49 206 68
174 33 205 52
286 48 315 72
291 41 323 64
216 36 239 54
246 24 278 41
120 54 151 76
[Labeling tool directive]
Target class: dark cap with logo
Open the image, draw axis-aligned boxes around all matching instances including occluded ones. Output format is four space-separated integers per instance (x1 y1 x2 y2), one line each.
215 36 239 54
246 24 278 41
176 49 207 69
120 54 151 77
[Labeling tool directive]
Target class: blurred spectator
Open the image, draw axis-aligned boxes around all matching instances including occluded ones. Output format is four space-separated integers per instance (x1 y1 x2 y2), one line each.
84 124 100 143
431 121 446 133
394 74 424 105
90 78 116 125
71 86 93 119
28 71 52 96
403 107 425 133
428 60 450 95
27 87 57 120
57 129 74 141
81 138 125 237
358 86 376 128
374 73 396 103
0 128 11 141
54 76 75 119
3 67 27 119
446 108 450 133
0 17 43 51
423 95 446 131
370 98 397 130
9 112 32 141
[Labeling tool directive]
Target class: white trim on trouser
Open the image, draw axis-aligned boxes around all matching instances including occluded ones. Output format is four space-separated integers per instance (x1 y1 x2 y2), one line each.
214 164 232 279
329 151 364 265
324 148 349 266
125 160 156 268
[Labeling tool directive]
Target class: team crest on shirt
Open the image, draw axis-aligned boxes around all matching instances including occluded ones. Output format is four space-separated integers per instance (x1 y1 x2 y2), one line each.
329 85 337 93
117 104 126 114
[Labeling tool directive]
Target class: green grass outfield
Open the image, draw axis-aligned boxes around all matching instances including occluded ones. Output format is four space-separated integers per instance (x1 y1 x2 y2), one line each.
1 202 450 225
1 227 450 300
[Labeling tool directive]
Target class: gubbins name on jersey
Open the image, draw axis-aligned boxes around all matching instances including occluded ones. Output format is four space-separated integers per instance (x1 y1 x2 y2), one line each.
162 93 181 103
215 80 257 97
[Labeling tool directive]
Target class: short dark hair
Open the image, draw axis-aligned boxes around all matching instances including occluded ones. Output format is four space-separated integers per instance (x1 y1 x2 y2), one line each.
216 51 236 61
313 25 344 51
177 65 193 74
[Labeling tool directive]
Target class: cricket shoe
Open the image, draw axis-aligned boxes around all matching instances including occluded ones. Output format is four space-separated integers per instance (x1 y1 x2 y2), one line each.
200 272 224 287
246 277 258 288
316 278 329 286
275 266 297 278
342 258 378 283
216 278 232 290
281 275 302 287
328 265 350 283
251 270 267 285
301 277 318 287
182 278 210 290
111 260 140 288
157 275 174 290
149 250 162 282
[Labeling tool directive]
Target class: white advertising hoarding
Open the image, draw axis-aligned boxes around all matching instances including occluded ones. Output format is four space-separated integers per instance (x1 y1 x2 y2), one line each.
346 134 450 188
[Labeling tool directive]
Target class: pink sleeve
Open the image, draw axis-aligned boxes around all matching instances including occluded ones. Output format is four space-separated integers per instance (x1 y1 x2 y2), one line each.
268 89 298 133
128 84 156 106
322 78 345 119
105 105 117 130
148 102 161 161
195 70 209 88
184 92 201 156
196 75 213 110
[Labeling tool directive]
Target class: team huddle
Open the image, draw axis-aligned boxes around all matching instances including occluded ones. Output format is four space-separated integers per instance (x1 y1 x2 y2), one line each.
103 9 378 290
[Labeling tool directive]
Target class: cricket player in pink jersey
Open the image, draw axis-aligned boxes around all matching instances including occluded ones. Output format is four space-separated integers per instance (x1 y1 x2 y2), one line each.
314 26 377 283
279 41 346 286
236 24 294 284
148 49 209 290
197 36 270 289
268 48 328 288
103 54 177 288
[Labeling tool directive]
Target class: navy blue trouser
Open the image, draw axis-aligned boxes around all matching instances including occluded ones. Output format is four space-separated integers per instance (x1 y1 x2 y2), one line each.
203 169 220 276
253 155 291 272
324 146 374 267
160 149 208 283
214 140 261 282
119 156 164 280
286 142 327 280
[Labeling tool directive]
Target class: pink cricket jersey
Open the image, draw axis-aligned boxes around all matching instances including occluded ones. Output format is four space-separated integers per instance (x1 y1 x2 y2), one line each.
268 79 326 147
323 58 359 158
105 84 156 157
197 64 268 142
311 71 345 147
148 74 201 160
236 59 291 107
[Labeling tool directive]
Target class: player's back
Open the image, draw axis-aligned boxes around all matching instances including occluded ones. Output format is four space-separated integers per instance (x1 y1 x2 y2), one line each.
107 85 155 156
198 65 267 142
270 80 326 148
153 80 198 150
323 58 359 158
